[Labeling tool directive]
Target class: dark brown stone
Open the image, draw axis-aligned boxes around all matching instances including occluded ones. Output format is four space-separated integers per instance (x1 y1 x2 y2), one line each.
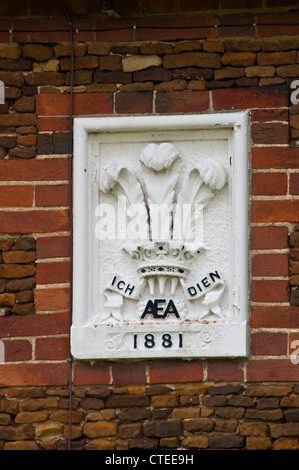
106 394 150 408
8 148 36 159
143 420 182 438
79 397 104 410
13 238 35 251
183 418 214 432
209 384 244 396
0 135 17 148
209 433 245 449
6 277 35 292
172 67 214 80
202 396 228 407
117 408 151 421
11 302 35 315
133 67 172 82
94 70 132 84
129 438 158 450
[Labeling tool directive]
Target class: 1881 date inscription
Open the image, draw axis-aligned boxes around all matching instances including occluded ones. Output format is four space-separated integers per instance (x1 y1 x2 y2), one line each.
133 332 183 350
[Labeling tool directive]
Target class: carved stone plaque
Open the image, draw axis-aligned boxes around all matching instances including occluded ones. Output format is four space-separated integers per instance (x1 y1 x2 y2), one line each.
71 114 249 359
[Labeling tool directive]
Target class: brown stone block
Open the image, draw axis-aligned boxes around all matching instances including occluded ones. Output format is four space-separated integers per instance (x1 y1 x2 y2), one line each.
245 65 275 77
239 422 269 436
83 421 117 438
0 263 35 279
221 52 256 66
13 96 35 113
163 52 221 69
0 113 36 127
6 277 35 292
0 239 14 251
209 433 244 449
55 42 87 57
0 71 24 87
246 437 272 450
8 148 37 159
17 134 37 147
22 44 53 61
87 43 110 56
257 51 297 65
183 417 214 432
85 438 115 450
119 423 142 439
25 72 65 86
3 251 35 264
60 55 99 71
15 410 49 423
143 420 182 438
224 38 261 52
141 42 173 55
181 435 208 448
273 437 299 450
277 64 299 77
0 43 21 59
214 67 245 79
0 293 15 307
270 423 299 438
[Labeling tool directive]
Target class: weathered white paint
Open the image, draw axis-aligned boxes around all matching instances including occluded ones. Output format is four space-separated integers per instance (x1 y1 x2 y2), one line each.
72 113 249 360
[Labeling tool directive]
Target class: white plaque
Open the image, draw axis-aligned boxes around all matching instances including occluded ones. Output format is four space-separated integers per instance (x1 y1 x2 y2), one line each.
71 113 249 360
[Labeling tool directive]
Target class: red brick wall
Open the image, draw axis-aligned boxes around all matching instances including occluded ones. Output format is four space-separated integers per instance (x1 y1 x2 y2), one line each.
0 0 298 451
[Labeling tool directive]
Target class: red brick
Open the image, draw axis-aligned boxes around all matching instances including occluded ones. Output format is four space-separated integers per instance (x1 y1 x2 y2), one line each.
290 174 299 195
35 337 69 361
0 159 69 182
35 184 69 208
251 332 288 356
218 14 255 37
35 287 70 312
0 312 69 338
3 340 32 362
36 261 70 284
0 20 10 42
251 173 287 195
149 360 203 383
251 200 299 222
252 147 299 170
95 19 134 42
213 86 288 110
0 210 69 233
247 359 299 382
251 253 289 277
13 19 70 43
251 280 290 303
37 117 70 132
251 306 299 329
0 0 26 15
250 226 288 249
0 186 34 207
184 0 219 9
31 0 102 15
36 93 113 116
250 109 289 122
136 16 217 41
73 362 111 385
251 123 289 145
156 90 209 113
0 363 68 386
140 0 182 12
222 0 262 6
36 236 70 259
115 92 153 114
207 360 244 382
257 13 299 37
112 362 147 385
